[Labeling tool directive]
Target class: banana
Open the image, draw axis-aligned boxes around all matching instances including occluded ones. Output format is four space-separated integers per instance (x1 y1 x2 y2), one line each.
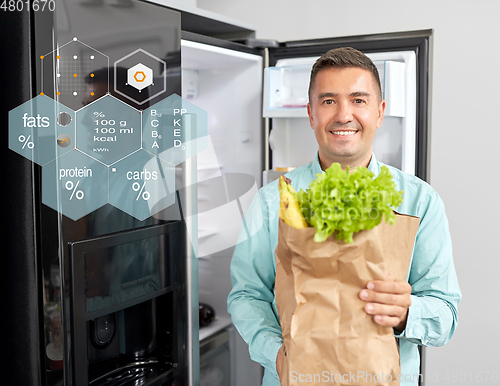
278 175 308 228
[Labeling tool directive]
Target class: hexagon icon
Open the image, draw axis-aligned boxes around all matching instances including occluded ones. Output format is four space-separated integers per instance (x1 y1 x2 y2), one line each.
134 71 146 82
109 150 175 221
114 49 166 105
9 95 76 165
76 95 141 165
127 63 153 91
142 94 208 165
42 150 108 221
39 37 109 112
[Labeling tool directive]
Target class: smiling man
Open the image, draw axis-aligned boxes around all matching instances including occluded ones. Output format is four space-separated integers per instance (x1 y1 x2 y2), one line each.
227 47 461 386
308 64 384 170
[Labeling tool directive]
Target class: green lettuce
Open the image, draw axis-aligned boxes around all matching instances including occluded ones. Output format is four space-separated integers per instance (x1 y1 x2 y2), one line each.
296 163 403 243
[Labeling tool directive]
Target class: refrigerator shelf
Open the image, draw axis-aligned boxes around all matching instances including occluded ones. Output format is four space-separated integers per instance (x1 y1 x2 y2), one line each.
263 57 407 119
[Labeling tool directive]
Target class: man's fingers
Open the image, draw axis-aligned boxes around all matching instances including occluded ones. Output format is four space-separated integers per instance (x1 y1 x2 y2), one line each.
372 314 401 328
361 274 411 328
360 289 412 308
364 302 404 318
366 279 411 295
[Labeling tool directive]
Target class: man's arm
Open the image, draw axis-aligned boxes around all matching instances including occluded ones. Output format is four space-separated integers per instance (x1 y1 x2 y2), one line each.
360 190 461 346
227 189 283 379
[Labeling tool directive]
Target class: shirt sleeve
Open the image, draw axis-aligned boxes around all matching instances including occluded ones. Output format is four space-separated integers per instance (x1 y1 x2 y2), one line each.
227 189 283 379
395 191 461 346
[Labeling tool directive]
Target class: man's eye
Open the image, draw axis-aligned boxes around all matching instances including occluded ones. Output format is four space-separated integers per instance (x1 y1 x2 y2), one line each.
354 99 365 104
322 99 333 104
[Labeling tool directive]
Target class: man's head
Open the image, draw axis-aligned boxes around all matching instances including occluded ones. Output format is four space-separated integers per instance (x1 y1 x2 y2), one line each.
307 47 386 170
308 47 382 103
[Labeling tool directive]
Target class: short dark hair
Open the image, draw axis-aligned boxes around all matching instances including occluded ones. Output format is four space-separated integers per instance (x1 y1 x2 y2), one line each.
308 47 382 102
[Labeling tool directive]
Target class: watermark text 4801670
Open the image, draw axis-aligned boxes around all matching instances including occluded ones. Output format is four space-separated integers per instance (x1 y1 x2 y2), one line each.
1 0 55 12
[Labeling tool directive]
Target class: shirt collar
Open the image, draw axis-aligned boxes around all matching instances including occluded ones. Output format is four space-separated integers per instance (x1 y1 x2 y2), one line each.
313 152 380 176
312 152 323 176
367 153 380 176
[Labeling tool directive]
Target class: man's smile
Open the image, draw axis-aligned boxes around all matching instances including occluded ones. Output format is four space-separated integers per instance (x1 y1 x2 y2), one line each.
329 129 359 136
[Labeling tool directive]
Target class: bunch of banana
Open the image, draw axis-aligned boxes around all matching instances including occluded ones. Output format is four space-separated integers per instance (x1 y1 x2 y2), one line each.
278 175 308 229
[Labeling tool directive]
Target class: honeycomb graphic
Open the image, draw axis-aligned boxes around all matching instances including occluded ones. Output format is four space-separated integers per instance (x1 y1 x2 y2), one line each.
8 39 207 221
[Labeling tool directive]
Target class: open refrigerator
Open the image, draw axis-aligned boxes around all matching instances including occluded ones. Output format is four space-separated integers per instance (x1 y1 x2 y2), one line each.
182 29 431 386
0 1 430 383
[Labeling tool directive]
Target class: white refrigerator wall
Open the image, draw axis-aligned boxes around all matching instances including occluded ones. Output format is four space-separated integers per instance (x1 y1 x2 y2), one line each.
198 0 500 384
265 51 416 174
181 40 264 386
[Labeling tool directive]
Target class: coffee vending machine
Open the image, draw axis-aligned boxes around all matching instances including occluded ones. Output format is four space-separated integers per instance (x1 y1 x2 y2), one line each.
0 1 200 385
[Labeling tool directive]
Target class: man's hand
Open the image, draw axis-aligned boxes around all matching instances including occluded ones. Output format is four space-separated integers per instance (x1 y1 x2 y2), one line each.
276 344 285 381
359 273 412 332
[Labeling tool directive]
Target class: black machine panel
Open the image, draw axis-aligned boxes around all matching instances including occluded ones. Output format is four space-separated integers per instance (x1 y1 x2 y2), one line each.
69 222 185 386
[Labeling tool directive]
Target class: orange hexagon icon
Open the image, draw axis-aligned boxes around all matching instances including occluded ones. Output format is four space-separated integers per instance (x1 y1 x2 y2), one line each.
116 49 166 104
126 63 153 92
134 71 146 82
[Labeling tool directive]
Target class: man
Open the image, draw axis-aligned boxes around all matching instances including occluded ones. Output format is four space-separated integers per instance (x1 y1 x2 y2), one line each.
227 47 461 386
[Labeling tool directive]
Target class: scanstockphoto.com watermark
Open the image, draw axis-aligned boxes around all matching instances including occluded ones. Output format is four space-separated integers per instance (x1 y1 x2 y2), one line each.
289 371 422 383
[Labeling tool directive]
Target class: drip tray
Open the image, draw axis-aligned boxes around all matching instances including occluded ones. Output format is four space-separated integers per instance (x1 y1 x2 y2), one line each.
90 359 174 386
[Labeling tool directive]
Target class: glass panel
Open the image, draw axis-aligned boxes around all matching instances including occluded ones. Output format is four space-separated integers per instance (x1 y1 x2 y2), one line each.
34 1 185 384
83 237 164 314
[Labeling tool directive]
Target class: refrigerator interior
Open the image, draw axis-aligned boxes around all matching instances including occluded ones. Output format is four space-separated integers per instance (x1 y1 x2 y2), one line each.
181 40 263 185
181 39 264 385
264 50 417 176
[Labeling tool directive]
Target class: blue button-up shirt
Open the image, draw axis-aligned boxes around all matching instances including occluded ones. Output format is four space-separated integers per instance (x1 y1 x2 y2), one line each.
227 154 461 386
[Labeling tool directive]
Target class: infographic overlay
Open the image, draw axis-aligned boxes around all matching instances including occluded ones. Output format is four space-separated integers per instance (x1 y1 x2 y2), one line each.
9 39 207 221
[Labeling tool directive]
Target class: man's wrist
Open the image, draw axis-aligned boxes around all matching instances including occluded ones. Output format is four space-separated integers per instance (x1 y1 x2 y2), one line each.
395 311 408 332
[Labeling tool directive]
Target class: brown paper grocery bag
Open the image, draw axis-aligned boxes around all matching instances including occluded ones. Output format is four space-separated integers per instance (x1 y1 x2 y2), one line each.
275 213 419 386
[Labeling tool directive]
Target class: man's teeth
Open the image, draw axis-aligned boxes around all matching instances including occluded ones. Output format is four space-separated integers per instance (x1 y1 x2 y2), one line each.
332 131 356 136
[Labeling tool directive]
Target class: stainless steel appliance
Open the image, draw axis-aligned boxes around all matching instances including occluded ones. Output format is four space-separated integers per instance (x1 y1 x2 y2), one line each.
70 222 185 385
0 1 199 385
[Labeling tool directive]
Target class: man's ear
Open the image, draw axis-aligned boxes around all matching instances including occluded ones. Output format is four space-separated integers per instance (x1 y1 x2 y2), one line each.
307 102 314 129
376 99 386 128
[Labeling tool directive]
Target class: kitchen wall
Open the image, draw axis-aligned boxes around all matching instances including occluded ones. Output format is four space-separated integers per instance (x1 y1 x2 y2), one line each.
197 0 500 384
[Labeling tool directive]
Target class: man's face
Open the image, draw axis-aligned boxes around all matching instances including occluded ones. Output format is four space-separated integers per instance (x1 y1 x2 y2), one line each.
307 67 386 169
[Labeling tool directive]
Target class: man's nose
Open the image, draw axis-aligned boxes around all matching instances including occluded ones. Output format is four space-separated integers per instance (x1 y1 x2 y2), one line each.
334 101 353 124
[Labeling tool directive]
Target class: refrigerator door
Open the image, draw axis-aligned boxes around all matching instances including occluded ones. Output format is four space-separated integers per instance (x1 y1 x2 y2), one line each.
180 33 265 386
0 10 43 386
265 30 431 182
2 1 200 385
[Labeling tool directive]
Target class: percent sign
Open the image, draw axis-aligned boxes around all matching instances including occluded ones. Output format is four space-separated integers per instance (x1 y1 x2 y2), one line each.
19 135 34 149
94 111 105 118
132 181 150 201
65 181 84 200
